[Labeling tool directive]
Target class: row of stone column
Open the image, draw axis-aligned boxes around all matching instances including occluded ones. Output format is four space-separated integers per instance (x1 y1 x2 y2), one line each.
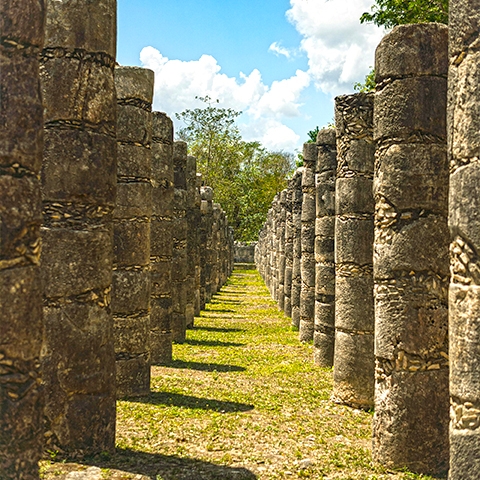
257 17 479 478
0 1 234 476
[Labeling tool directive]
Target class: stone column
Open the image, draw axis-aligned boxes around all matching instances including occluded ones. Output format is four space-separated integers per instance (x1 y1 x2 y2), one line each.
448 2 480 477
0 1 45 475
200 186 214 306
333 93 375 408
284 184 294 318
300 146 317 342
291 168 304 328
314 129 337 367
185 155 198 327
150 112 174 364
194 173 203 316
40 0 117 455
278 190 287 311
113 67 153 398
373 24 449 474
172 142 188 342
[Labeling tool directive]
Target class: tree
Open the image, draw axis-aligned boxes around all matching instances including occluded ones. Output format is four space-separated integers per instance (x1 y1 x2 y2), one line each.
354 68 376 93
360 0 448 28
175 97 294 242
307 126 319 143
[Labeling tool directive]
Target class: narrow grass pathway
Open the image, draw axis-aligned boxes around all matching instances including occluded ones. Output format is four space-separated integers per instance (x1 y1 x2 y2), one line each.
41 268 434 480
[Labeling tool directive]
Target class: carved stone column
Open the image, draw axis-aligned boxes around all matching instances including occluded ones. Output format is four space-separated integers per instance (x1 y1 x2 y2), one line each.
0 0 45 475
333 93 375 408
448 1 480 477
40 0 117 455
314 129 337 367
113 66 153 398
373 23 449 475
150 112 174 364
172 142 188 342
300 146 317 341
291 168 304 329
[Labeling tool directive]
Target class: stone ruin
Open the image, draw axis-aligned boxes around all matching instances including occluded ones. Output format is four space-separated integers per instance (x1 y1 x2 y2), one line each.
0 0 234 476
3 0 480 478
257 11 480 478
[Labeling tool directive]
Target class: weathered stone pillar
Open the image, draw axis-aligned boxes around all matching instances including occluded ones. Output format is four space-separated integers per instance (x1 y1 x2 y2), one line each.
278 190 287 311
200 186 214 306
333 93 375 408
185 155 198 327
0 1 45 476
448 2 480 477
291 168 304 328
373 23 449 474
150 112 174 364
314 129 337 367
194 173 203 316
113 66 153 398
284 184 294 318
172 142 188 342
300 145 317 341
40 0 117 455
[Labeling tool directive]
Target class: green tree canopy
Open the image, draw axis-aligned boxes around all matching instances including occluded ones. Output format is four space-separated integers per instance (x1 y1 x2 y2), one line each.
360 0 448 28
176 97 294 242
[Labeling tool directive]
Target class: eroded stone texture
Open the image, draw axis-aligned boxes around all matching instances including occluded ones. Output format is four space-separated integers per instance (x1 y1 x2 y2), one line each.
40 0 117 457
314 129 337 367
185 156 198 327
200 186 214 309
300 146 317 342
172 142 188 342
332 94 375 408
372 23 449 475
113 66 153 398
448 2 480 478
0 0 45 476
194 173 203 315
277 190 287 311
291 168 304 329
150 112 174 364
284 185 294 318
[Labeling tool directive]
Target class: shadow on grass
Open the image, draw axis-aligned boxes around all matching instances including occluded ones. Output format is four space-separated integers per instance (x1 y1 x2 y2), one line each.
83 448 257 479
191 325 245 333
184 339 244 347
202 307 236 313
154 359 246 372
129 391 254 413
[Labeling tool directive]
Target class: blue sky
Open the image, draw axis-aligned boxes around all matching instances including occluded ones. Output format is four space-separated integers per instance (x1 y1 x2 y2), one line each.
117 0 384 154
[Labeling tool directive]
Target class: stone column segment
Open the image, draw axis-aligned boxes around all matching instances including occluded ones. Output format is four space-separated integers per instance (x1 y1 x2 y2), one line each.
113 66 153 398
448 1 480 478
40 0 117 456
150 112 174 364
185 155 198 327
300 145 317 341
314 128 337 367
0 1 45 476
333 93 375 408
372 23 449 475
291 168 304 329
284 184 294 318
172 141 188 342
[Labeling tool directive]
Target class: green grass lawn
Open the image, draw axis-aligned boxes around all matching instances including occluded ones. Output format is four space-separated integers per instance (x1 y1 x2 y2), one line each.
40 269 438 480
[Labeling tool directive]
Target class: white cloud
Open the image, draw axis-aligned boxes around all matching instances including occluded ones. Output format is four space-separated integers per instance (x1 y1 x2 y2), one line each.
140 46 309 152
138 0 386 153
286 0 385 96
268 41 293 59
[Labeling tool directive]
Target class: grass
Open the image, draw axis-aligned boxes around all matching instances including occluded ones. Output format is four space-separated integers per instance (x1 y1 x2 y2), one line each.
39 268 438 480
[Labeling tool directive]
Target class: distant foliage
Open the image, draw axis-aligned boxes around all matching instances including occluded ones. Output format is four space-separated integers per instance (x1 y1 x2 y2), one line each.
307 126 319 143
176 97 294 242
354 68 376 93
360 0 448 28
